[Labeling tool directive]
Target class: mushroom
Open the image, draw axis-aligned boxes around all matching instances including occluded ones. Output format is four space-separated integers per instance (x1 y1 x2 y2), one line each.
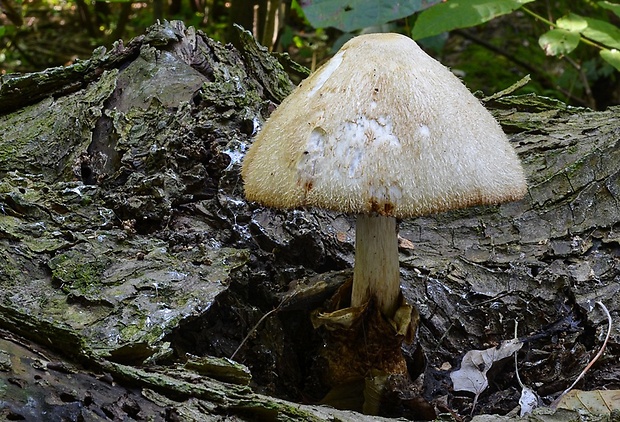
241 33 527 321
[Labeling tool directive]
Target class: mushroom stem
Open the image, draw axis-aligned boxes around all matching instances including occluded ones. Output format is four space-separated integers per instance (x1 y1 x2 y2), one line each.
351 214 400 318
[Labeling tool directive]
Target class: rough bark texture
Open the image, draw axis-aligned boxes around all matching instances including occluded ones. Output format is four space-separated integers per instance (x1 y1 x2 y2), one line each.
0 21 619 421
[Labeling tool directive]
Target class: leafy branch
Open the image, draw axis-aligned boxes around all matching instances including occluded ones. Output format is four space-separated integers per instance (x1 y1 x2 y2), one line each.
298 0 620 107
523 5 620 71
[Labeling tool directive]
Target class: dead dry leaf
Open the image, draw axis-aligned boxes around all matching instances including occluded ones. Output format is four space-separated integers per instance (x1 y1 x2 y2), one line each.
557 389 620 415
519 386 540 416
451 339 523 403
398 235 415 250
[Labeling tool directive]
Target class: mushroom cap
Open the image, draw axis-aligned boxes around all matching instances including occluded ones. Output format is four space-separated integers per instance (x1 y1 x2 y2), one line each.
241 33 527 218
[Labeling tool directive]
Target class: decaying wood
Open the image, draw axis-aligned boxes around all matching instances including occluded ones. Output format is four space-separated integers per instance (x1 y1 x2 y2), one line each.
0 20 619 420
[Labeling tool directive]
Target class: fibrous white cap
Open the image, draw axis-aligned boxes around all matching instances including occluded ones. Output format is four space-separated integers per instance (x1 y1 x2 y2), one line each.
242 33 527 218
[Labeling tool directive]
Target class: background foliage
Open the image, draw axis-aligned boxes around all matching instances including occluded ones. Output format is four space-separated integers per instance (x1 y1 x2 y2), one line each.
1 0 620 109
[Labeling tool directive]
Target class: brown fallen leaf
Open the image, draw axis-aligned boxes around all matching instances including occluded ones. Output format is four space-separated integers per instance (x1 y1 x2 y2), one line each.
557 389 620 415
398 235 415 250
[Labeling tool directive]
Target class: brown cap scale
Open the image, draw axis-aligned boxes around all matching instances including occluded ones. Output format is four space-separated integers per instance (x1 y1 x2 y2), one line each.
242 33 527 317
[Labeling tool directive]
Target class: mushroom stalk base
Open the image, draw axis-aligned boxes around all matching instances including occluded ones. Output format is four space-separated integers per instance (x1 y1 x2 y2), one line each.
351 214 400 318
312 294 418 415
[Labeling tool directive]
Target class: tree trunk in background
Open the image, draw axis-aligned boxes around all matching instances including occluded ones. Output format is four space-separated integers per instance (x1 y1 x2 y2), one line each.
229 0 265 41
228 0 286 50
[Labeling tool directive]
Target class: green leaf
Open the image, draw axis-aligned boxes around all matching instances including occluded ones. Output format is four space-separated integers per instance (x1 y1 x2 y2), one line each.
580 15 620 49
556 14 587 32
600 48 620 71
538 28 581 56
0 26 5 38
299 0 437 32
411 0 535 40
598 1 620 19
